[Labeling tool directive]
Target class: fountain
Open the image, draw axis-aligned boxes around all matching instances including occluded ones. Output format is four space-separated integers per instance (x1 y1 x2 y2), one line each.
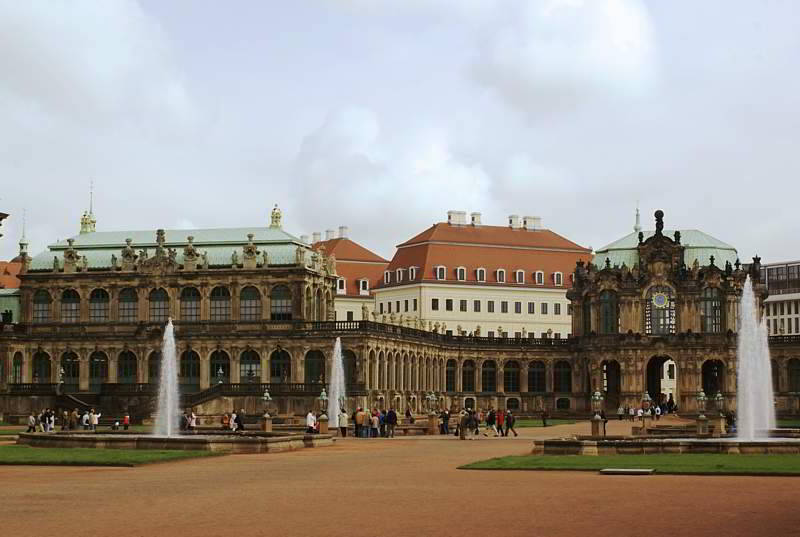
154 318 180 437
328 337 347 428
737 276 776 440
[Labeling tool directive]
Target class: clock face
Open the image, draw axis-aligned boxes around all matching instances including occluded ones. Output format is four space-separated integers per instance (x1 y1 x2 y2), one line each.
652 292 669 308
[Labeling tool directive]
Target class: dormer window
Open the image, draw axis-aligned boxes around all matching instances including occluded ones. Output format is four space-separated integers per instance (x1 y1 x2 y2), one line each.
384 271 391 285
359 279 369 295
337 278 346 295
554 272 563 286
396 269 403 282
456 267 466 281
409 267 417 280
535 271 544 285
497 269 506 283
514 270 525 284
435 266 446 280
476 268 486 282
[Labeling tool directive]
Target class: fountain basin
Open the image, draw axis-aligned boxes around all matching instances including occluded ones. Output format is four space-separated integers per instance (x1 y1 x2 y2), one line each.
17 432 334 453
532 437 800 456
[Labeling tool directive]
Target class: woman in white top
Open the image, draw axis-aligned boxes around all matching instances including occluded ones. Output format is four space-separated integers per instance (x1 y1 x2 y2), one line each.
230 412 238 431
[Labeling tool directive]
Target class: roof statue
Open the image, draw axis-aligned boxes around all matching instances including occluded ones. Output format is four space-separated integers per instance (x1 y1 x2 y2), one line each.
79 181 97 234
270 204 282 228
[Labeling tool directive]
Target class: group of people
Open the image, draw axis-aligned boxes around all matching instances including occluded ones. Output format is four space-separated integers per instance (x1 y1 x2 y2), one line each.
26 408 113 432
326 407 400 438
616 402 676 422
455 408 519 439
219 409 246 432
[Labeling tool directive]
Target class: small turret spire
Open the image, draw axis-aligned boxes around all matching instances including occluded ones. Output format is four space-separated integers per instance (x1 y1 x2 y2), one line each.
79 180 97 234
633 202 641 234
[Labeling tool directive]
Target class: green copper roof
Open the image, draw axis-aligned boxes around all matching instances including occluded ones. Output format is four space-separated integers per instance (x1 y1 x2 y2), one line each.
28 226 309 272
593 229 738 269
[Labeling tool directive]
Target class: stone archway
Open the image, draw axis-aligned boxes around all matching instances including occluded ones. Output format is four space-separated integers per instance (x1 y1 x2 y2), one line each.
646 355 677 405
601 359 621 410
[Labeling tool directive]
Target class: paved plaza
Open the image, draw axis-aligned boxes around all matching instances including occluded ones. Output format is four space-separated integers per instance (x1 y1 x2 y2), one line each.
1 419 799 537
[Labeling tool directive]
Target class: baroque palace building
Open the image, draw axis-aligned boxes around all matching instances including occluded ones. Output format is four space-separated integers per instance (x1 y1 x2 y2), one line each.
0 206 798 420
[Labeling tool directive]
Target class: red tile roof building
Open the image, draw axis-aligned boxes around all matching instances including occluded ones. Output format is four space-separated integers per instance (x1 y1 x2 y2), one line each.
374 211 591 338
313 228 389 321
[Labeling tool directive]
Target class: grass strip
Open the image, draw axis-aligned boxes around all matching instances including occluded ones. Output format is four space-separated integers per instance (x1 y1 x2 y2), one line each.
514 419 575 428
0 445 221 467
460 453 800 476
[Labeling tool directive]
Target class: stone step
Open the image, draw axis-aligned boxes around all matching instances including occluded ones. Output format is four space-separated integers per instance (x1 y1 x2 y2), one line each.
599 468 655 475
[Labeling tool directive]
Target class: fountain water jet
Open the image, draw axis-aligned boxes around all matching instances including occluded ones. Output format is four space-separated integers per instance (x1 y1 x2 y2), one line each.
328 337 347 428
737 277 776 440
154 318 180 437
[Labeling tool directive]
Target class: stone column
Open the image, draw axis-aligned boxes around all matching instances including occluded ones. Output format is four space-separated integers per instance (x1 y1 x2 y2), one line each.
78 352 89 392
231 284 240 321
109 286 119 322
496 363 505 393
22 350 31 383
456 361 463 392
79 285 89 322
231 350 241 383
200 352 210 390
476 361 483 393
521 363 529 394
137 351 147 384
545 361 553 393
137 287 147 322
109 353 118 384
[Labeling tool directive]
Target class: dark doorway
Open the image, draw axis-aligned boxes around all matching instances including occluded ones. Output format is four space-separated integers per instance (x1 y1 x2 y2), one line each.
646 355 674 404
702 360 725 396
602 360 621 409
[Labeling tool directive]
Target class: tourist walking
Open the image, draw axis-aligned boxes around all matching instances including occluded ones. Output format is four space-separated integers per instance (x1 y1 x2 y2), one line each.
61 411 69 431
48 410 55 432
440 409 450 435
628 406 635 422
81 411 89 431
90 409 100 432
617 405 624 420
338 409 348 437
386 407 397 438
405 407 415 424
496 407 506 436
484 408 496 437
70 408 79 430
236 409 245 432
505 410 518 437
123 413 130 431
306 410 317 433
230 411 238 432
26 412 36 432
541 409 549 428
655 405 662 421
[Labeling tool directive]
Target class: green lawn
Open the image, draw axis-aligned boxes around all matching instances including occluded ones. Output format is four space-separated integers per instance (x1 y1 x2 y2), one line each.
0 445 220 467
777 419 800 428
0 428 25 436
514 419 576 428
461 454 800 475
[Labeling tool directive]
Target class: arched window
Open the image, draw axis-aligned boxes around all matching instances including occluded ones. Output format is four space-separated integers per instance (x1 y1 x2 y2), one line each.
456 267 466 281
270 348 291 383
554 360 572 393
61 352 80 391
702 360 724 396
180 287 201 321
89 351 108 392
496 269 506 283
504 360 520 392
118 351 137 384
599 290 619 334
476 268 486 282
12 352 23 384
148 351 161 383
33 352 51 384
210 286 231 321
435 266 446 280
61 289 80 323
240 350 261 383
342 349 357 386
535 271 544 285
645 286 675 335
270 285 292 320
149 288 169 322
179 350 200 392
446 359 456 392
305 350 325 384
481 360 497 392
528 361 546 392
506 398 520 410
554 272 563 286
118 288 138 322
514 270 524 284
210 350 230 384
239 286 261 321
33 290 52 322
789 359 800 392
89 289 109 322
462 360 475 392
700 287 722 333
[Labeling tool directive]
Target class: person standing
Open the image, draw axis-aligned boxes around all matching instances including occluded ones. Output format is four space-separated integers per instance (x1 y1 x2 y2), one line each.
26 413 36 433
230 411 238 432
123 413 130 431
541 408 549 428
496 408 506 436
370 412 379 438
484 408 496 437
306 410 317 433
655 405 662 421
338 408 348 437
505 410 518 437
236 409 245 432
61 410 69 431
617 405 624 421
81 411 89 431
70 408 79 431
628 406 635 422
386 407 397 438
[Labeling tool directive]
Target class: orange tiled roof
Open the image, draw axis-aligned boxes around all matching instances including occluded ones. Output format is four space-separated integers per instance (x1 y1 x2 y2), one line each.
382 223 591 289
0 261 21 289
313 238 389 297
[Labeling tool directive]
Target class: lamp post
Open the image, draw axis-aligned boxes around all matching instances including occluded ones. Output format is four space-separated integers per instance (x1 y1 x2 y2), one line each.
591 391 604 437
696 390 709 436
261 388 273 432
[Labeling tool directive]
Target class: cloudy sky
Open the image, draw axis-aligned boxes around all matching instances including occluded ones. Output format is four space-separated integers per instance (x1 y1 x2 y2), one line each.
1 0 798 263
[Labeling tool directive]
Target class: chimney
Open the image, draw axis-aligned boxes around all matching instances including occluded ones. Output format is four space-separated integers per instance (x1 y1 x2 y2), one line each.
300 234 309 244
523 216 538 230
338 226 349 239
470 212 482 226
312 231 321 243
532 216 542 230
508 214 520 229
325 229 335 240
